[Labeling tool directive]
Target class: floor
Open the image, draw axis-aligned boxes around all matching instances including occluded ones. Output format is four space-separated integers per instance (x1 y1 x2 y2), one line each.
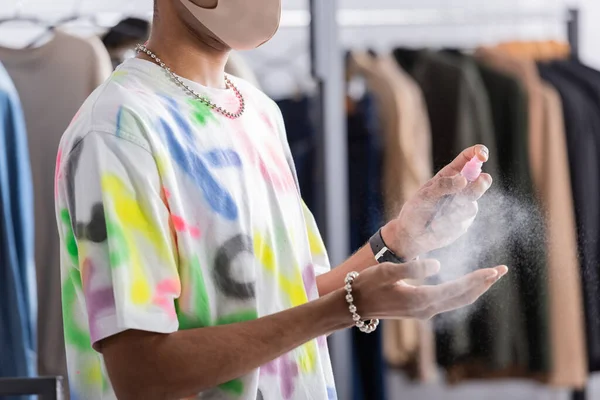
386 372 600 400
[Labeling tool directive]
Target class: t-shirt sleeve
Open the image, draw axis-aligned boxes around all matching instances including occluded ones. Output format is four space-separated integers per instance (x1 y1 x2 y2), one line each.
58 131 180 350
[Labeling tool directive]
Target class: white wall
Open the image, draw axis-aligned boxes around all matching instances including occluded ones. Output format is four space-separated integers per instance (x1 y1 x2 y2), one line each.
575 0 600 68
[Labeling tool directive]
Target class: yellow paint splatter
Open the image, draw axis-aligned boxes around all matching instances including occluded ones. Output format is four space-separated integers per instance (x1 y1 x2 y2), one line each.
101 173 172 305
110 70 129 83
85 362 103 386
253 230 317 373
253 232 306 306
302 201 326 256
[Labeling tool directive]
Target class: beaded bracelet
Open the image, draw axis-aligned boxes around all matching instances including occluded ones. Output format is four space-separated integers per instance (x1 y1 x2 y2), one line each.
344 272 379 333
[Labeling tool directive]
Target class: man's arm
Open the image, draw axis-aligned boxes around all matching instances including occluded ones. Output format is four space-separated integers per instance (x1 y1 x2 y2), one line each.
102 288 351 400
316 224 406 296
103 258 506 400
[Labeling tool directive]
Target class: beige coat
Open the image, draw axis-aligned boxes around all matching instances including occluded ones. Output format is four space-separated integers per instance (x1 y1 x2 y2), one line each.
348 51 437 381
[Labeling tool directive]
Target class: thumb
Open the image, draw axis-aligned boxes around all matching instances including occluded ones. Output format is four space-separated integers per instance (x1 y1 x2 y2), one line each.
381 259 441 282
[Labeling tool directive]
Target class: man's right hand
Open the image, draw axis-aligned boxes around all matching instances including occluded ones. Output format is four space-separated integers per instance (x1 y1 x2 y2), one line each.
351 260 508 321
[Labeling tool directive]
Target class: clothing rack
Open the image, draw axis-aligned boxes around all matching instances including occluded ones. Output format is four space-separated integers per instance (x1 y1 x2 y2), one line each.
0 4 585 400
307 4 585 400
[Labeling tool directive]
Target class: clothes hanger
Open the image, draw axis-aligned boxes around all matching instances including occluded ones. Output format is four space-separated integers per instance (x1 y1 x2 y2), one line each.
0 7 47 49
25 14 75 49
24 13 104 49
0 0 43 26
24 0 104 49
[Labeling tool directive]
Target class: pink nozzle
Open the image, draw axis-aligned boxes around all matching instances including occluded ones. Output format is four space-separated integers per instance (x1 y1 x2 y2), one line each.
461 157 483 182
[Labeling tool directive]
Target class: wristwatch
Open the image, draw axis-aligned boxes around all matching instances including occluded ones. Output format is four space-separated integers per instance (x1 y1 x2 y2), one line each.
369 228 407 264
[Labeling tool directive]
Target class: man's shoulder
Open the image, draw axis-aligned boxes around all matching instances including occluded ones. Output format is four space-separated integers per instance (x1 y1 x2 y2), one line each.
60 68 162 151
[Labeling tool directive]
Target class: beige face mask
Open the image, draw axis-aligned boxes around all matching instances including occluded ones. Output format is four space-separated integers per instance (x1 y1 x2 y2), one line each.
177 0 282 50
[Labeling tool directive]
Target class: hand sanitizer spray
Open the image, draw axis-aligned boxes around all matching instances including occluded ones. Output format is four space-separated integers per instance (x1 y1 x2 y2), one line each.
425 157 483 229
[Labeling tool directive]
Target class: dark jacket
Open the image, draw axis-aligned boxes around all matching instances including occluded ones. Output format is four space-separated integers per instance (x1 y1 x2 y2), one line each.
539 62 600 371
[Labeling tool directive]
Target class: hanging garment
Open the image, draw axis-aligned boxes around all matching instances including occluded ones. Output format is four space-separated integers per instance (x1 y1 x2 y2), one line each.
474 48 587 388
475 60 550 374
376 55 436 382
0 30 112 384
101 17 150 69
276 97 318 215
346 92 386 400
393 49 552 378
0 62 36 393
539 61 600 372
347 51 437 382
393 49 499 175
538 63 600 372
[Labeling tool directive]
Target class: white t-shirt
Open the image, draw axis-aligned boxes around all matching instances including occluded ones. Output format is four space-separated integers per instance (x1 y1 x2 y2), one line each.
54 58 337 400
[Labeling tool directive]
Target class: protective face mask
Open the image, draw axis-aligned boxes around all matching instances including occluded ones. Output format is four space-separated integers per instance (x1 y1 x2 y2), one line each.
177 0 282 50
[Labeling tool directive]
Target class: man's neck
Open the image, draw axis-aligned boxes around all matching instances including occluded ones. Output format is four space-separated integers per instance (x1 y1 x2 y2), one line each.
142 17 230 90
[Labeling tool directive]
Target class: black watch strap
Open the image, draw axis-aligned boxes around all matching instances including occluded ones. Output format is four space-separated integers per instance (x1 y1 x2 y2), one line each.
369 228 407 264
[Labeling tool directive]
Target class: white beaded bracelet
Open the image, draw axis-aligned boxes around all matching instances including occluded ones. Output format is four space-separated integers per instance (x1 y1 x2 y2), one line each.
344 271 379 333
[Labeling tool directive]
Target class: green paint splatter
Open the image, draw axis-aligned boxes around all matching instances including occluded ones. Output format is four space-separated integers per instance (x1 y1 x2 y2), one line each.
105 217 128 268
219 379 244 395
177 256 212 330
62 269 91 351
189 99 217 126
60 209 79 266
215 309 258 326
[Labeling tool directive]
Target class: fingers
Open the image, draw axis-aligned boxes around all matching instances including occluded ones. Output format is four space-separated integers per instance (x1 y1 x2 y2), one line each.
380 259 441 282
411 266 508 318
461 173 493 202
430 266 507 315
421 175 468 203
438 144 489 177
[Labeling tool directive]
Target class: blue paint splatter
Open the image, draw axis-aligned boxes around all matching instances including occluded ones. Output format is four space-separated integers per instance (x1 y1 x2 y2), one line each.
158 96 241 221
160 119 238 220
203 149 242 168
327 386 338 400
115 107 123 138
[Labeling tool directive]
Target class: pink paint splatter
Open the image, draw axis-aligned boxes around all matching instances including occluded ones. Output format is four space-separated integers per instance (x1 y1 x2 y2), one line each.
260 113 276 133
152 278 181 319
188 226 201 238
171 214 202 239
317 335 327 349
302 264 318 301
68 109 81 128
235 125 296 193
172 215 186 231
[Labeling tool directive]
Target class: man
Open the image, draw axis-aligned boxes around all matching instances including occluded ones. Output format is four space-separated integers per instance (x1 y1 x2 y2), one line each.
54 0 506 399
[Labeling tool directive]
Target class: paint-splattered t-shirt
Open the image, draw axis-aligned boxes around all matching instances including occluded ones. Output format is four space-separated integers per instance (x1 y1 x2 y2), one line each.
54 58 337 400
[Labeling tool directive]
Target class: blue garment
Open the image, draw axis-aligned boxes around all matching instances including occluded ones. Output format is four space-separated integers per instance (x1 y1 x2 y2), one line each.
0 62 36 391
347 93 386 400
276 97 318 215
